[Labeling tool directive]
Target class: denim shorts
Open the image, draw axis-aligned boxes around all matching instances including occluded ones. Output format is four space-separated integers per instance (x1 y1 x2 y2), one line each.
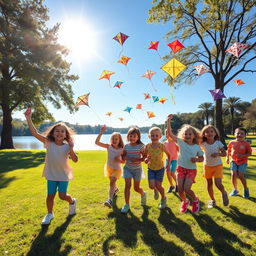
148 168 165 182
123 166 143 181
165 159 177 172
230 162 247 173
47 180 69 195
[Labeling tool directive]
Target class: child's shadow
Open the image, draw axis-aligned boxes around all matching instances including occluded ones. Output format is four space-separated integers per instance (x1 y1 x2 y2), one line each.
103 201 184 256
27 215 75 256
192 212 251 256
158 207 213 256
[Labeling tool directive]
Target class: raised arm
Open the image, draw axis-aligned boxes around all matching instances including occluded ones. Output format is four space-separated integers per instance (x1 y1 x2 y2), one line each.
24 108 46 144
95 125 109 149
167 114 177 142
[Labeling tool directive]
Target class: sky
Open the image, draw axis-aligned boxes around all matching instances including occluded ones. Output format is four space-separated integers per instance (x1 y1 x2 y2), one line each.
13 0 256 128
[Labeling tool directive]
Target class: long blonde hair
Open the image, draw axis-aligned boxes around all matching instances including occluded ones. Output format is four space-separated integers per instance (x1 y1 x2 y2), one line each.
177 124 200 144
111 132 124 148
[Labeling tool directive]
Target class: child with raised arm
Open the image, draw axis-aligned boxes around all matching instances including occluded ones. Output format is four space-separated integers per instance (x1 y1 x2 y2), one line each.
120 127 146 213
144 127 170 209
200 125 229 208
95 125 124 208
24 108 78 225
167 114 204 213
226 127 252 198
164 128 179 193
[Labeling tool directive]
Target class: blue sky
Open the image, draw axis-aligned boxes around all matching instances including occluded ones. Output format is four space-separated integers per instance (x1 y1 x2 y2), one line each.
14 0 256 128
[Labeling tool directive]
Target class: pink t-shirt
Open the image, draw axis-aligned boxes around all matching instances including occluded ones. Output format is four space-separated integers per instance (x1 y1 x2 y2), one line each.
43 141 73 181
164 140 179 161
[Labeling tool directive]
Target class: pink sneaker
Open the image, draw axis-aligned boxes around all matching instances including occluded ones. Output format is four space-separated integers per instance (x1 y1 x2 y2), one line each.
192 198 200 213
180 199 190 213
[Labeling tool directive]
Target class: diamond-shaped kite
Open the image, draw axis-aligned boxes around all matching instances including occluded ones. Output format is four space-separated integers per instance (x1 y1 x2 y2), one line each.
136 104 142 109
75 93 90 107
159 98 168 104
99 70 115 87
152 96 159 103
113 32 129 45
118 56 131 66
226 42 248 58
234 79 245 86
209 89 226 100
167 40 185 53
114 81 124 89
144 93 151 100
142 70 157 91
194 64 210 76
161 58 186 79
124 107 132 113
148 41 161 59
147 111 155 119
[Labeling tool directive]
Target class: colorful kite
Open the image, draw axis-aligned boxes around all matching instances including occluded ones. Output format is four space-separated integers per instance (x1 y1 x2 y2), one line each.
147 111 155 119
158 98 168 104
226 42 248 58
114 81 124 89
148 41 161 59
209 89 226 100
124 107 132 113
234 79 245 86
144 93 151 100
194 64 210 76
136 104 142 109
113 32 129 56
118 56 131 66
142 70 157 91
152 96 159 103
118 117 124 121
106 112 112 116
99 70 115 87
75 93 90 107
161 58 186 79
167 40 185 53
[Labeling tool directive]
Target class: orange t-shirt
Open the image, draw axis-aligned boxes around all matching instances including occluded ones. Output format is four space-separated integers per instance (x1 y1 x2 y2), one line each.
227 140 252 165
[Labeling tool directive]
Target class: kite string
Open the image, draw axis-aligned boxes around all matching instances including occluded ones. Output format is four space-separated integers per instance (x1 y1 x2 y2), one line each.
89 107 103 123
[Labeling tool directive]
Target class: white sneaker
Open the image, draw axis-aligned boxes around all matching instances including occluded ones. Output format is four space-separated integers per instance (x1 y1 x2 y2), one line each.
69 198 76 215
41 213 54 225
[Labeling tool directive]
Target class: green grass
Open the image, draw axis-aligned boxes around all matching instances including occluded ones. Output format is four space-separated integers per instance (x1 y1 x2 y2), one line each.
0 149 256 256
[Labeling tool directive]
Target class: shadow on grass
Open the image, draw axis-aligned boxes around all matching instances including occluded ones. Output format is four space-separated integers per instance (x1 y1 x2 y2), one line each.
103 200 184 256
26 215 74 256
192 212 251 256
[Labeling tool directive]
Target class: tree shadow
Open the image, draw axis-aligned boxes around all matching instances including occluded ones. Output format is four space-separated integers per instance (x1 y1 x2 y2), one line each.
0 174 16 189
26 215 74 256
216 205 256 232
158 207 213 256
103 200 184 256
192 213 251 256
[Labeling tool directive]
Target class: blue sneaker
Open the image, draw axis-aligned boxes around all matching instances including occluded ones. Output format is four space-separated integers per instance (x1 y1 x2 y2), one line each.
229 189 239 196
121 204 130 213
243 188 250 198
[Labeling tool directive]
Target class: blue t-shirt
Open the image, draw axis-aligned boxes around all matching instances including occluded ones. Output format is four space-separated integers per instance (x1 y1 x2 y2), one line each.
177 138 203 169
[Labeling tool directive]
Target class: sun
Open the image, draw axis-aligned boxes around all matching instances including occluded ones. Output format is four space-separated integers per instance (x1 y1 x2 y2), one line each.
58 19 98 61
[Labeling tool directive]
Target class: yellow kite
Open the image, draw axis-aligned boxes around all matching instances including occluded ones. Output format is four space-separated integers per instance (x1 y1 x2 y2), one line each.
161 58 186 79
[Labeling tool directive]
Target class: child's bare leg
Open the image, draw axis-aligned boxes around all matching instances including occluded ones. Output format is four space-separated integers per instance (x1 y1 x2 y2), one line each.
177 177 186 201
124 178 132 205
214 178 225 193
207 178 215 200
134 180 144 196
148 179 156 190
183 179 197 201
231 171 238 190
171 172 177 184
109 176 117 200
238 172 248 189
46 194 56 213
58 193 73 204
166 171 173 186
155 181 165 199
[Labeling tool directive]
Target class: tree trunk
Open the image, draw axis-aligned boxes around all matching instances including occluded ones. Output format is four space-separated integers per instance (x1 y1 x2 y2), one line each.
215 99 226 148
0 105 14 149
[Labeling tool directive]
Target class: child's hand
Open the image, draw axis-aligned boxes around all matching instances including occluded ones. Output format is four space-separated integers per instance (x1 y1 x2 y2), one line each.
226 158 229 164
100 125 107 133
191 157 197 163
167 114 173 120
68 139 74 148
24 107 32 118
211 152 219 158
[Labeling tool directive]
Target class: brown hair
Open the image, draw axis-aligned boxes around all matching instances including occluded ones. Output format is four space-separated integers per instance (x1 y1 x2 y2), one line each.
127 126 143 144
200 125 220 142
177 124 200 144
43 122 75 143
111 132 124 148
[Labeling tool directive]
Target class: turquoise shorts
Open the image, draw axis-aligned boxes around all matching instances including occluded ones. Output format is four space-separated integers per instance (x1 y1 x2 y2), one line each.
47 180 69 195
230 162 247 173
165 159 177 172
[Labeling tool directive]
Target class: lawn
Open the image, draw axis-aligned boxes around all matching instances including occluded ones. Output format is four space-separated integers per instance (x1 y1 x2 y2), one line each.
0 149 256 256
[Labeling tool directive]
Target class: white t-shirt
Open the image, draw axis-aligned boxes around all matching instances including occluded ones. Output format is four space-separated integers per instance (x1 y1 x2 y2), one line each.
107 145 123 170
177 138 204 169
201 140 224 166
43 141 73 181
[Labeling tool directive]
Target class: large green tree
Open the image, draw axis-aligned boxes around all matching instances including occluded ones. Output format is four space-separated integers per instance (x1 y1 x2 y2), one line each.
0 0 78 149
148 0 256 145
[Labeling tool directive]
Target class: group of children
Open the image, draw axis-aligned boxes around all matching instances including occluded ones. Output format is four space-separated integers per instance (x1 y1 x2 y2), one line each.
24 108 252 224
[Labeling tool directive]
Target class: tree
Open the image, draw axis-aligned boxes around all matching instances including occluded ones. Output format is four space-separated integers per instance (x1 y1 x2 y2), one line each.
148 0 256 145
0 0 78 149
243 99 256 133
198 102 213 125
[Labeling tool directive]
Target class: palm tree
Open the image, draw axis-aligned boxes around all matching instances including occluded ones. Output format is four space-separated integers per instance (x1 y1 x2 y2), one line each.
223 97 241 134
198 102 213 125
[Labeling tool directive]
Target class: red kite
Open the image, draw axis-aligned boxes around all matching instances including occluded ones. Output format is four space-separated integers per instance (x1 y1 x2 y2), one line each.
234 79 245 86
167 40 185 53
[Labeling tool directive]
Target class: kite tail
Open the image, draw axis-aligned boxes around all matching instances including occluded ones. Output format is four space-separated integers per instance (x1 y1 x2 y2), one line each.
157 50 162 61
108 80 112 88
150 80 157 92
118 45 124 58
89 107 103 122
170 87 176 105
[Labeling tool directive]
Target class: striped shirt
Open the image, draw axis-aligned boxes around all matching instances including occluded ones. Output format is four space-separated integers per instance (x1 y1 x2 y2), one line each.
124 143 144 169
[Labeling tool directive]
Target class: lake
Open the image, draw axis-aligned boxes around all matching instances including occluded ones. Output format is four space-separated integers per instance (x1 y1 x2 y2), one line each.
12 134 155 150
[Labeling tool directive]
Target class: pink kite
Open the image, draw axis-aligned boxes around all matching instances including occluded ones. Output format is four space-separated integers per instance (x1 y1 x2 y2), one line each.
142 70 157 91
136 104 142 109
144 93 151 100
194 64 210 76
226 42 248 58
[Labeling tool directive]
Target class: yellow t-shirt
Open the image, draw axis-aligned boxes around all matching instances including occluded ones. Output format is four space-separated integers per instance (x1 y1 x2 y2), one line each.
146 143 164 170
